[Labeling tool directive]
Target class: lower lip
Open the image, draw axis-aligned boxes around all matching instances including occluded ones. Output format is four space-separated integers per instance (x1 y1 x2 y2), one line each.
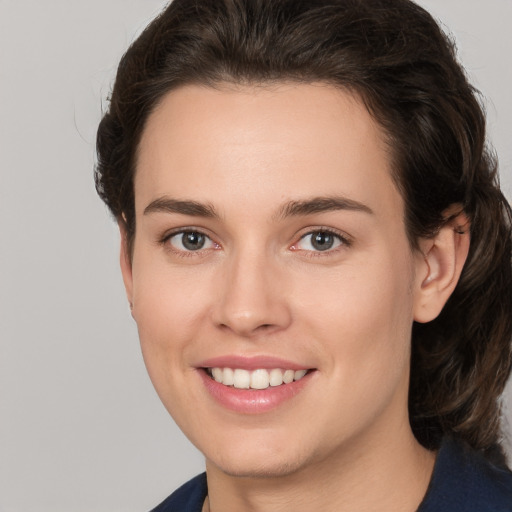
198 369 313 414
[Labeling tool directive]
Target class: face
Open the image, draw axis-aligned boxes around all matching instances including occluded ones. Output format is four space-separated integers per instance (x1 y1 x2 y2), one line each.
124 83 428 478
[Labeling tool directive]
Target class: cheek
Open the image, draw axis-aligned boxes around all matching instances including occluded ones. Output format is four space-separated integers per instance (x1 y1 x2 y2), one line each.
133 250 214 332
130 257 214 392
294 250 415 388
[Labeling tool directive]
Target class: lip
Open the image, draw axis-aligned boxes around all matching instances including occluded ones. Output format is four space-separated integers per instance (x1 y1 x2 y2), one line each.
196 356 316 414
198 369 314 414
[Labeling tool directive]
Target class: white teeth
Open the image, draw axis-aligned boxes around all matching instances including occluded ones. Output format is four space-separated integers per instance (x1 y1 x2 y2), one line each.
283 369 294 384
212 367 223 383
223 367 234 386
250 369 270 390
294 369 307 380
233 369 251 389
208 367 309 389
269 368 284 387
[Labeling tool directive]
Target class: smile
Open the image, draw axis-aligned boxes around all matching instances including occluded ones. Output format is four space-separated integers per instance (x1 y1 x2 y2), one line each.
206 367 309 389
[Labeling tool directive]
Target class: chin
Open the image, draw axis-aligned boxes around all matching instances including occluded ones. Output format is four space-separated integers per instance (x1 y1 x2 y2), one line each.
203 436 320 480
208 455 308 479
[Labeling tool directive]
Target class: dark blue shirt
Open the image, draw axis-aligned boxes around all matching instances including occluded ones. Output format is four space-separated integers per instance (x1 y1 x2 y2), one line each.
417 438 512 511
151 438 512 511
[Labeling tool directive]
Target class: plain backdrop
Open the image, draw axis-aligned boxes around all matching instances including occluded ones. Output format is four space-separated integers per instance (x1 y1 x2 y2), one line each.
0 1 511 511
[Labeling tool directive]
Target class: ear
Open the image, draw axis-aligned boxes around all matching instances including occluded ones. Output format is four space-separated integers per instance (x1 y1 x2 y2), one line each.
118 219 134 313
413 210 470 323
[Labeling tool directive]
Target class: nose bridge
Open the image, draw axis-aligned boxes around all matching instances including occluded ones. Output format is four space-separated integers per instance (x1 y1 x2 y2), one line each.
214 242 291 336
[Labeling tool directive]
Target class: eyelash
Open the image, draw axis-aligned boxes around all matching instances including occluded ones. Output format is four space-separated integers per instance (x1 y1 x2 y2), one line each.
159 227 352 257
160 228 220 258
291 228 352 257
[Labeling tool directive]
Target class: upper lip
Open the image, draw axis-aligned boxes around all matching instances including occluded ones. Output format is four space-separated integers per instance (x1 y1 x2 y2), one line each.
196 355 312 371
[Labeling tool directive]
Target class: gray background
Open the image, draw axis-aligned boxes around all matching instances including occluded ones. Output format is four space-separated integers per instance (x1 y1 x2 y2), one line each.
0 1 511 510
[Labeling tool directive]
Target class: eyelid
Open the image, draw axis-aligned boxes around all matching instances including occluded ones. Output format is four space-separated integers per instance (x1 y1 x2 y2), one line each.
157 225 351 257
290 227 352 254
159 227 221 255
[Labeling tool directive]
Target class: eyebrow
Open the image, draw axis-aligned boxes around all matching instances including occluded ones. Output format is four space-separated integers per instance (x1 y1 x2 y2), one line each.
143 195 373 219
144 197 219 218
275 196 373 219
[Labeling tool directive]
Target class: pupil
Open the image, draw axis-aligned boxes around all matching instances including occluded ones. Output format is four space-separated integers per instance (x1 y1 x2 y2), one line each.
182 232 205 250
312 232 334 251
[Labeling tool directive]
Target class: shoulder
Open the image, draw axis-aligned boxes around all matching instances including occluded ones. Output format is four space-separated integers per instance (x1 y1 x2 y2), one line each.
418 437 512 512
149 473 207 512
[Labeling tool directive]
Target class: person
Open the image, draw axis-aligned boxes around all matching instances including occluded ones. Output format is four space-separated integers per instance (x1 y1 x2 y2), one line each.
95 0 512 510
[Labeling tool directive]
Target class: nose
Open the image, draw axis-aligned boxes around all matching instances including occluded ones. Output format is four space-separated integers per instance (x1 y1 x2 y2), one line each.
212 249 292 338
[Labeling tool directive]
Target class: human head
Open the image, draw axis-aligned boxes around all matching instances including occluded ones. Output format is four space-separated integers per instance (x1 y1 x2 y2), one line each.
95 0 512 456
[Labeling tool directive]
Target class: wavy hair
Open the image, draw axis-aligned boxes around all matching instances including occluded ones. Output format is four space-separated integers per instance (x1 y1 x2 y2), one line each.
95 0 512 460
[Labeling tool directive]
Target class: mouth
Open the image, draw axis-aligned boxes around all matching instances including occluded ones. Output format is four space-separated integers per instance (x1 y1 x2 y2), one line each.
198 359 316 413
205 367 311 390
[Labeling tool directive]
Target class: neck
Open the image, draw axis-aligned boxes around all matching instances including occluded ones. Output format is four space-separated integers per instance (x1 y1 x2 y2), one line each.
204 424 435 512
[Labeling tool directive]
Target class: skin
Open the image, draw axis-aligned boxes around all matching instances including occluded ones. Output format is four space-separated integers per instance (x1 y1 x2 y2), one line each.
120 83 469 511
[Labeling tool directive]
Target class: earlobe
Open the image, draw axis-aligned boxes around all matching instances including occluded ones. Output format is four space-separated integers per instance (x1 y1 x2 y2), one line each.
118 219 134 313
413 211 470 323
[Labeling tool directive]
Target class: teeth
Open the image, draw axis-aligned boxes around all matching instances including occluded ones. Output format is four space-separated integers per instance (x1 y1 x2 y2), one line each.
212 367 223 383
233 369 251 389
269 368 284 387
223 367 234 386
250 369 269 389
208 367 309 389
283 369 294 384
294 369 307 380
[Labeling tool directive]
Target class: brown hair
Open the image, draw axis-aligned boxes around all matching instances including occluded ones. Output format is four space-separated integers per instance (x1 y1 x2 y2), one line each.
95 0 512 460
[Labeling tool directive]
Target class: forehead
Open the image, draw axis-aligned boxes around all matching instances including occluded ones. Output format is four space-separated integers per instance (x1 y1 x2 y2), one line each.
135 82 402 223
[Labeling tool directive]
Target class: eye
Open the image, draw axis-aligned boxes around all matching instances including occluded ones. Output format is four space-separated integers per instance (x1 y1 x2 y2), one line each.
293 230 348 252
166 230 217 252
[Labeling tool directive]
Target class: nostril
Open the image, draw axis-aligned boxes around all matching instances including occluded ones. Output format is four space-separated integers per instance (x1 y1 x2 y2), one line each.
253 323 278 334
213 298 293 336
216 321 282 337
